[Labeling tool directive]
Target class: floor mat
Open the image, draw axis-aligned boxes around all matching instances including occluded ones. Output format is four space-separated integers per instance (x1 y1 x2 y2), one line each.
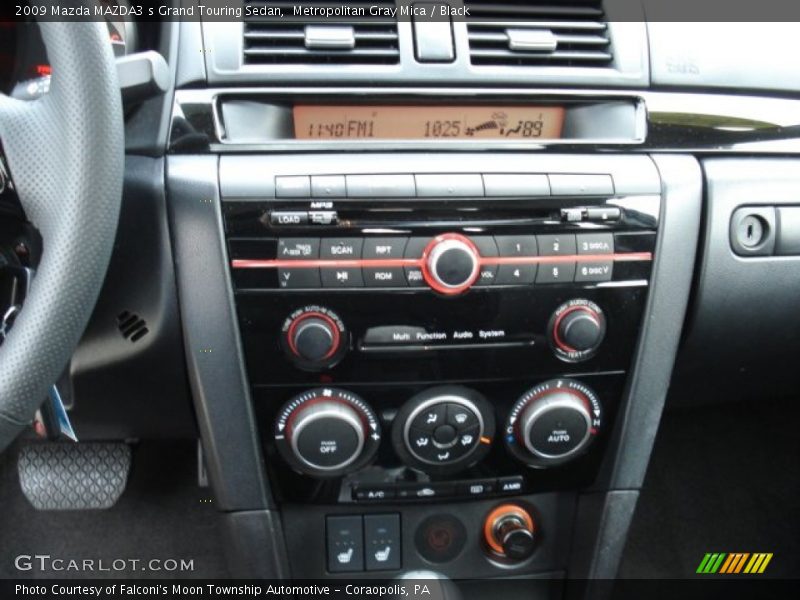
0 440 229 579
618 397 800 579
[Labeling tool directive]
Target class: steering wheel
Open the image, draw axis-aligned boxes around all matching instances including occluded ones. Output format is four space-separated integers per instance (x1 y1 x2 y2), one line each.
0 23 123 451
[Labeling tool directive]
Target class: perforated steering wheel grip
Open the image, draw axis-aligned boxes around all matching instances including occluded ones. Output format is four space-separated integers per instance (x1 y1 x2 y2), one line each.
0 22 124 450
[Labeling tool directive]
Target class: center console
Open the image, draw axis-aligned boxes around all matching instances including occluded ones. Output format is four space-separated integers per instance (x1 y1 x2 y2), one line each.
162 5 720 593
211 153 661 578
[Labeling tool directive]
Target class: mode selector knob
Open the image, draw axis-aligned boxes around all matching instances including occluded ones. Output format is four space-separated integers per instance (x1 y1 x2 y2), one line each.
422 233 481 295
282 306 347 371
274 388 381 478
505 379 603 469
392 386 495 475
548 299 606 362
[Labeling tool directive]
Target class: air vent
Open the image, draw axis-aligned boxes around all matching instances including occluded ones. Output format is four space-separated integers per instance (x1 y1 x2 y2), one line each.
117 311 149 343
243 1 400 65
466 1 612 67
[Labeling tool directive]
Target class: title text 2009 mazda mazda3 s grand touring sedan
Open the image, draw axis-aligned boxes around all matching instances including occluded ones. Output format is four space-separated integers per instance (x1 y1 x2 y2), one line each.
0 2 798 599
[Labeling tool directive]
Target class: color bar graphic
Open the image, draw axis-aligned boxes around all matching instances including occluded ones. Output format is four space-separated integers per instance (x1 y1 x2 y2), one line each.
697 552 773 574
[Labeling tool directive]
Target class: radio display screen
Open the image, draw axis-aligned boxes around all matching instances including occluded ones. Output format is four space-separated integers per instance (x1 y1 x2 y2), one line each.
293 105 566 140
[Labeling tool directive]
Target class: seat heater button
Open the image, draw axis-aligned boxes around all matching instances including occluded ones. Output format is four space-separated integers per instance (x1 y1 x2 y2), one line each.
327 515 364 572
364 514 402 571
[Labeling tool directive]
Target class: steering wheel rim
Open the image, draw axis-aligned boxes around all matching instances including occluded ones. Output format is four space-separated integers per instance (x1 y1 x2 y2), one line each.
0 22 123 451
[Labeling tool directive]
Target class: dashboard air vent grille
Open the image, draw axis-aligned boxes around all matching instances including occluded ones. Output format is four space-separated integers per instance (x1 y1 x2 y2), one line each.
243 1 400 65
466 0 612 67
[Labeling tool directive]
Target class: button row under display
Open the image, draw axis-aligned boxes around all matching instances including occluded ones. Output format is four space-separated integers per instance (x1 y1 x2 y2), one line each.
352 475 525 503
275 234 615 289
275 173 615 198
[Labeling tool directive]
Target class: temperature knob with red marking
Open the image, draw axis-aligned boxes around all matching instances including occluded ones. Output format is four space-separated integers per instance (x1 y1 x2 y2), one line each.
421 233 481 296
281 306 347 371
504 379 602 468
274 387 381 478
548 299 606 362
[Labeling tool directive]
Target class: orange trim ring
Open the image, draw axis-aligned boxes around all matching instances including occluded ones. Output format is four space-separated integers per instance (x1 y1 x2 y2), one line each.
483 504 535 556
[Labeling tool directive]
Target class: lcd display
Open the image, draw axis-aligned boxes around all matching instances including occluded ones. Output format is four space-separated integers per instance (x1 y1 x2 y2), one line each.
293 105 565 140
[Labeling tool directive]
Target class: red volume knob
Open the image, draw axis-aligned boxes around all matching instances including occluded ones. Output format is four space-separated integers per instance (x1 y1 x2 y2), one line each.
421 233 481 296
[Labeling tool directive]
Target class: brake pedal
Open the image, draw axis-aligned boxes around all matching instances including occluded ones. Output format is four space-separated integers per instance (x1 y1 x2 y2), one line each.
17 442 131 510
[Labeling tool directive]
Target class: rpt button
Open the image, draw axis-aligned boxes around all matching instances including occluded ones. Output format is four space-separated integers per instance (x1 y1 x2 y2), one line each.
363 238 408 259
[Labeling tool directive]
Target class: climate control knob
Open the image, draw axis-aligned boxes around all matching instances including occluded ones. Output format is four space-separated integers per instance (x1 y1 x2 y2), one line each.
281 306 347 371
548 299 606 362
392 386 495 475
505 379 603 468
422 234 481 295
274 388 381 478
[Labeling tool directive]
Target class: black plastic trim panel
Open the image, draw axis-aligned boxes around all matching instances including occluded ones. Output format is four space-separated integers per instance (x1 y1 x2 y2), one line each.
567 156 702 594
166 155 273 511
69 156 194 439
